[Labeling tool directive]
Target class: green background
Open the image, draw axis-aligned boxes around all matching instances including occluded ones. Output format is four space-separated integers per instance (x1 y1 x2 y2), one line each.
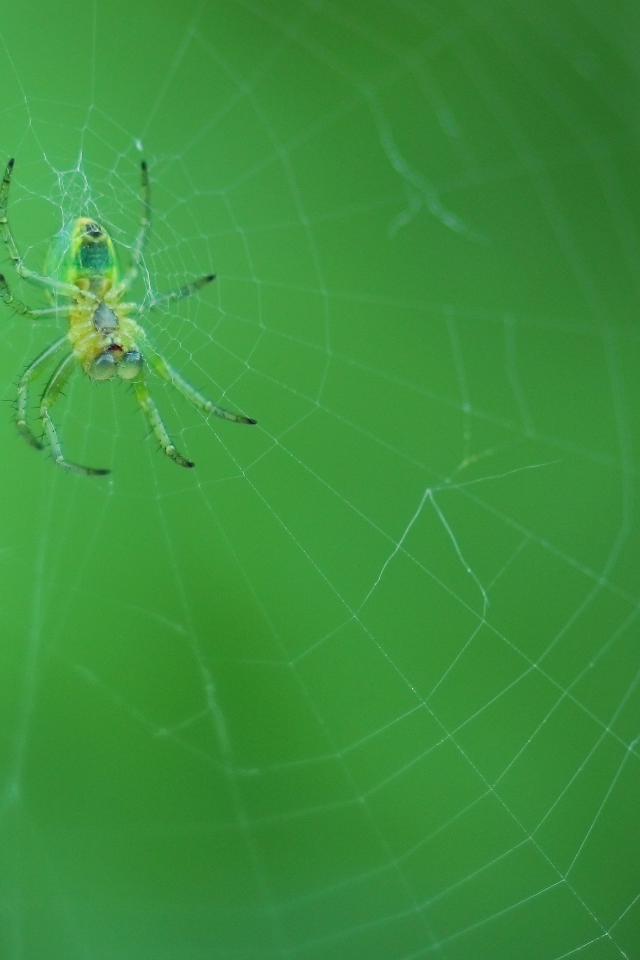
0 1 638 957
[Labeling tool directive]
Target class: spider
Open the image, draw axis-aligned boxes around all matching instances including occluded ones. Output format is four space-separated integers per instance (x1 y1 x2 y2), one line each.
0 157 256 476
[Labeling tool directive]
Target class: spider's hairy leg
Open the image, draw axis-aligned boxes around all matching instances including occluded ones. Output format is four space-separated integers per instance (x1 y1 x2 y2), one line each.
133 378 194 468
16 336 68 450
146 347 257 425
0 158 84 300
40 354 110 477
122 159 151 291
149 273 216 309
0 272 71 321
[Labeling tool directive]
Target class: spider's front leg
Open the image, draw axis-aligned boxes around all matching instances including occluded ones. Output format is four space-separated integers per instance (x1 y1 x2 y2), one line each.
146 346 257 426
133 378 194 469
39 354 110 476
132 346 257 470
16 336 68 449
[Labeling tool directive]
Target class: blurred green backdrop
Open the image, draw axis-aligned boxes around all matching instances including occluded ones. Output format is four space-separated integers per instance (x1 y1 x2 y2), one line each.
0 1 638 958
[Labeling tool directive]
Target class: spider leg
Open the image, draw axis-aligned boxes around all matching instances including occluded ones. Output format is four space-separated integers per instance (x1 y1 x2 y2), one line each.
148 273 216 309
133 378 194 468
146 346 257 425
0 273 72 320
0 158 85 300
40 353 110 476
122 159 151 291
16 336 68 450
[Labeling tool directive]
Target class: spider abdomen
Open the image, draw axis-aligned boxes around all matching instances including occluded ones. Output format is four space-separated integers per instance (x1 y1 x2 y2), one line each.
77 239 111 273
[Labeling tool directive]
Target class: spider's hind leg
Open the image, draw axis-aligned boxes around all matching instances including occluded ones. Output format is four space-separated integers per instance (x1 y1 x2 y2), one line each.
121 159 151 291
148 273 216 309
1 158 87 299
1 273 71 321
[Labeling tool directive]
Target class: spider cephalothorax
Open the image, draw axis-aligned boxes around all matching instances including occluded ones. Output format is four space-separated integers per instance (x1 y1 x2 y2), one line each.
0 158 256 476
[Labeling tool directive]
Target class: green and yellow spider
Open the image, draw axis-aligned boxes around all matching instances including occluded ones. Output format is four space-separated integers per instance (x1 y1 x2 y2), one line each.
0 157 256 476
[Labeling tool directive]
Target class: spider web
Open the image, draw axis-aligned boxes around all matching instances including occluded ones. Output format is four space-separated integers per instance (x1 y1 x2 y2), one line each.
0 1 639 958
